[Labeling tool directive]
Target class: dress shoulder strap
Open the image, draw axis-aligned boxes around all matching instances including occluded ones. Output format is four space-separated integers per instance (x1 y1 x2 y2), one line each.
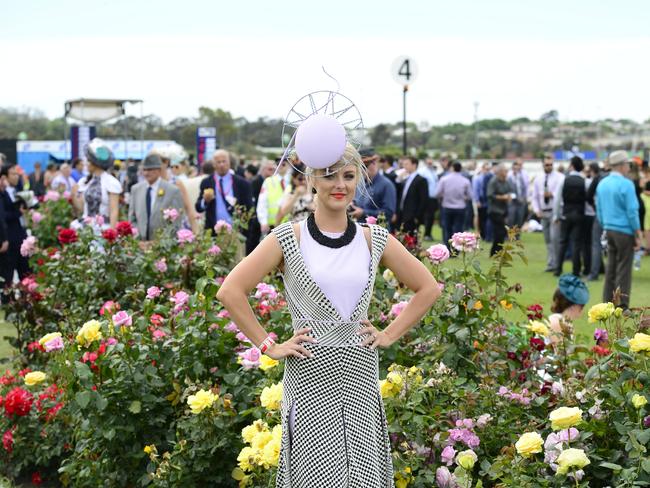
271 222 296 253
369 224 389 262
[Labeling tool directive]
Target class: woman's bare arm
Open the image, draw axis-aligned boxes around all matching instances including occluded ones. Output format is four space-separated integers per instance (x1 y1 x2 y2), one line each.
216 233 315 358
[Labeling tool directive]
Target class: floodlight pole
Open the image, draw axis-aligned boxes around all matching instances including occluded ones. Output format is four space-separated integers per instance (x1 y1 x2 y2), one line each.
402 85 409 155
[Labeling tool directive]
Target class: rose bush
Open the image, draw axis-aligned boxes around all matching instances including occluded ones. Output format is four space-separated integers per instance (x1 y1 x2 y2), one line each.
1 198 649 487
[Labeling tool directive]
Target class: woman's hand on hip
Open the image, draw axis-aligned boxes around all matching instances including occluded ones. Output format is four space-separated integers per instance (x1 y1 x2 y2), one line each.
357 320 394 350
266 327 317 360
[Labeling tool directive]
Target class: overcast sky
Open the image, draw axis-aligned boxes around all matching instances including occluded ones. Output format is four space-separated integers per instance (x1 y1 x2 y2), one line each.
2 0 650 128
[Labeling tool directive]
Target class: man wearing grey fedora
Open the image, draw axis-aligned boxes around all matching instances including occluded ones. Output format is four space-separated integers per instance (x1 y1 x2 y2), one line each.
596 150 642 308
129 154 184 241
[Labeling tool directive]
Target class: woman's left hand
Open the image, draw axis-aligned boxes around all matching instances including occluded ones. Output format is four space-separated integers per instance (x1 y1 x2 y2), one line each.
357 320 394 350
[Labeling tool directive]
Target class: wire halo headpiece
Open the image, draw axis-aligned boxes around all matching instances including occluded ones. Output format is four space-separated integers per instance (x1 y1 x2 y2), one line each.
278 89 364 178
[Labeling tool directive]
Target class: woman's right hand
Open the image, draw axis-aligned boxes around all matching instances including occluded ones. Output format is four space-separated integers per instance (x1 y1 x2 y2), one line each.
266 327 317 360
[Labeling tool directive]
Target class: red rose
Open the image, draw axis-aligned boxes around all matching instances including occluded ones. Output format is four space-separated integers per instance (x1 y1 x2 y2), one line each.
2 428 14 453
529 337 545 352
45 402 64 422
506 351 518 361
115 221 133 237
36 258 45 266
592 345 611 357
57 228 78 245
27 341 45 353
4 387 33 417
102 228 118 243
31 472 42 485
526 304 544 321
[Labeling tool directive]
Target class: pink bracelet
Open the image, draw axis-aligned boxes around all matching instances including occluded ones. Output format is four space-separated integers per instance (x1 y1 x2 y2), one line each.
259 336 276 354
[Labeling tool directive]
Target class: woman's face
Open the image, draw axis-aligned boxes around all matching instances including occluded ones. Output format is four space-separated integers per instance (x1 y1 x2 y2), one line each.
311 164 358 210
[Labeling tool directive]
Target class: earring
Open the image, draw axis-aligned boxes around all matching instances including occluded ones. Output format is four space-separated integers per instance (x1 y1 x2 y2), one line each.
311 188 317 194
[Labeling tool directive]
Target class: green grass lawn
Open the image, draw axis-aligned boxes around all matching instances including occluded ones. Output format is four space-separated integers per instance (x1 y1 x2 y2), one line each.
0 230 647 361
440 229 650 341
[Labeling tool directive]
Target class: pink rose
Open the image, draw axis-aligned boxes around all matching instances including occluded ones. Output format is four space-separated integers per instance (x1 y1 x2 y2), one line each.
217 310 230 318
43 336 64 352
224 321 239 333
426 244 450 264
236 332 251 343
155 258 168 273
146 286 162 299
112 311 132 328
152 329 168 342
365 216 377 225
106 337 118 346
441 445 456 466
20 236 37 257
208 245 221 256
450 232 479 252
43 190 60 202
163 208 180 221
238 347 261 369
176 229 195 244
21 276 38 293
30 211 43 225
214 220 232 233
171 290 189 313
390 301 408 317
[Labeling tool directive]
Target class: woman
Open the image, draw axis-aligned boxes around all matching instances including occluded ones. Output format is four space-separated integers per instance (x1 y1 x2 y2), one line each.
275 162 315 223
73 139 121 228
547 274 589 347
217 143 440 487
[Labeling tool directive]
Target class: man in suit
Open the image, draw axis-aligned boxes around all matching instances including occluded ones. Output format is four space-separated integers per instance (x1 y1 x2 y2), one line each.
195 149 253 236
395 156 428 238
128 154 184 241
0 163 29 292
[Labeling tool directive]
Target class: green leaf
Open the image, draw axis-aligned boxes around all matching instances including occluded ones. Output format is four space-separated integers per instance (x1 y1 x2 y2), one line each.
129 400 142 414
103 429 115 441
95 395 108 411
74 361 92 380
75 391 91 409
600 462 623 471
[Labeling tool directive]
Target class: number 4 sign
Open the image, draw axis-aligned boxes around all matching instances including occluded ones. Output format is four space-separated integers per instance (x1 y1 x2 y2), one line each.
391 56 418 86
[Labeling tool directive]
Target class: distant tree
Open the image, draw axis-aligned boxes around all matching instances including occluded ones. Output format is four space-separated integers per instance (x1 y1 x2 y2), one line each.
540 110 559 123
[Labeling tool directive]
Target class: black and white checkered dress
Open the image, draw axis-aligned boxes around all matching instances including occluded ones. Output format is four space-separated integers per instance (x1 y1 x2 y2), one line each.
272 221 394 488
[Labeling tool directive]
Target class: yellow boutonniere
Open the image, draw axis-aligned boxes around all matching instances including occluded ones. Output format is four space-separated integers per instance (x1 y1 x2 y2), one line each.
158 188 165 197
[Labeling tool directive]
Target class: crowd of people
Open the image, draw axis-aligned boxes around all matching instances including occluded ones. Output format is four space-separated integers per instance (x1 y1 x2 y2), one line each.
0 140 648 308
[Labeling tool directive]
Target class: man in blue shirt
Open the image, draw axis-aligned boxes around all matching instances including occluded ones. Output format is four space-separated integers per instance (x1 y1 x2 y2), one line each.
596 150 643 308
351 148 396 225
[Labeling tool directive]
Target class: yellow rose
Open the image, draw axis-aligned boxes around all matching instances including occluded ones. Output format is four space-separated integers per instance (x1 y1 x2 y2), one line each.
632 393 648 409
387 371 404 388
527 320 550 337
473 301 483 310
76 320 103 346
380 380 395 398
143 444 156 455
500 300 513 311
587 302 615 323
629 333 650 353
251 430 273 450
395 480 408 488
237 446 261 472
549 406 583 430
39 332 62 346
24 371 46 386
556 448 590 475
260 382 283 411
187 389 217 414
382 269 398 287
259 355 279 371
242 420 269 444
456 449 478 470
515 432 544 458
261 436 281 467
157 188 165 197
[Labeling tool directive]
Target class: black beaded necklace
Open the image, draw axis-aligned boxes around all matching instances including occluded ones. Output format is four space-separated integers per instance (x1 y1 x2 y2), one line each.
306 213 356 248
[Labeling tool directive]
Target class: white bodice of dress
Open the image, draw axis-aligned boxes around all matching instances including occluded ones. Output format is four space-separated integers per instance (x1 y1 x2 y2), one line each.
298 218 371 321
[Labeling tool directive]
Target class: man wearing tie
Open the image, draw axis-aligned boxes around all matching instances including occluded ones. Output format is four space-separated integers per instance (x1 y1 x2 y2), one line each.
128 154 184 241
0 163 29 293
531 153 564 272
195 150 253 236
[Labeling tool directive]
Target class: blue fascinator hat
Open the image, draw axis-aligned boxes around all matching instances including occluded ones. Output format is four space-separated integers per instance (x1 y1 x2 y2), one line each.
558 274 589 305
